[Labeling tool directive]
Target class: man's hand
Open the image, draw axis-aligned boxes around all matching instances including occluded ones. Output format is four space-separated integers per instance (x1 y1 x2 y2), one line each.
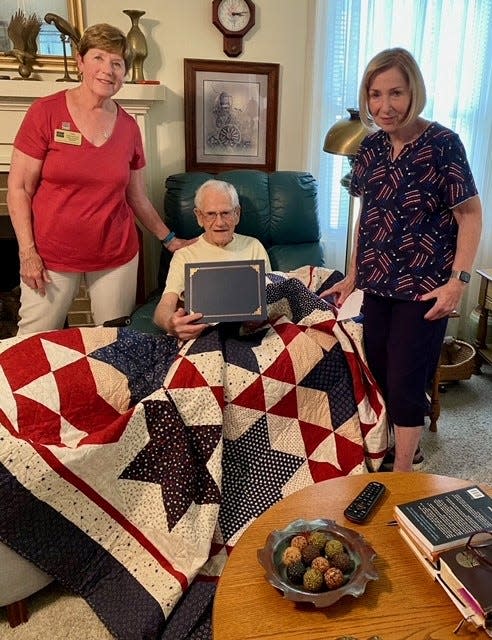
420 279 465 321
168 307 208 341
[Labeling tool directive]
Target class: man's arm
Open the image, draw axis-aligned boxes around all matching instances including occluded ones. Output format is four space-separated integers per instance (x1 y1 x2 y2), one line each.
153 292 179 333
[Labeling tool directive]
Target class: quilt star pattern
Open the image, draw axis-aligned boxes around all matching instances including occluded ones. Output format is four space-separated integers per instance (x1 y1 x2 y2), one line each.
0 267 387 639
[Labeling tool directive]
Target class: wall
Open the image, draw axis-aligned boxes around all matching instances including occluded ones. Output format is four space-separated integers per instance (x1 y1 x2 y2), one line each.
82 0 314 289
85 0 312 193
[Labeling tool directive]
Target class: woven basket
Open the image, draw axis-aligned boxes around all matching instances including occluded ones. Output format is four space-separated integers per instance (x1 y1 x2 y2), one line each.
438 338 476 382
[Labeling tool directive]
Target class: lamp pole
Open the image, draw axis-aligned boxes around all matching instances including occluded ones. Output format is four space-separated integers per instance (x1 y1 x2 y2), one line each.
323 108 366 274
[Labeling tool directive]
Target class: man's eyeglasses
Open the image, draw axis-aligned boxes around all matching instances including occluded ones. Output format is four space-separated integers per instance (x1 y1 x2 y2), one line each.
466 530 492 568
197 209 236 222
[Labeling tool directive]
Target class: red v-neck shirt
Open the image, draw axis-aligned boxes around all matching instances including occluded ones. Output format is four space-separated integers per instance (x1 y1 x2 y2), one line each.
14 90 144 272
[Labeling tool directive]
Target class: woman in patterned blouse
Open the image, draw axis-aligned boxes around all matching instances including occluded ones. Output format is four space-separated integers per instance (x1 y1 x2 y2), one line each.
323 48 482 472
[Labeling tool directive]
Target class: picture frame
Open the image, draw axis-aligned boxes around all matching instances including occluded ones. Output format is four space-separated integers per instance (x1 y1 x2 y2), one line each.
184 259 267 323
184 58 279 173
0 0 85 74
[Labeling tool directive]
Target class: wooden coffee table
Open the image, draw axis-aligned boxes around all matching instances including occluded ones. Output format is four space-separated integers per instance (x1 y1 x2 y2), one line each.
213 472 491 639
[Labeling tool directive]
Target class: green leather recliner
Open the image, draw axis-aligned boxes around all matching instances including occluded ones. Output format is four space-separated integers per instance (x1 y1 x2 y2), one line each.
131 169 325 333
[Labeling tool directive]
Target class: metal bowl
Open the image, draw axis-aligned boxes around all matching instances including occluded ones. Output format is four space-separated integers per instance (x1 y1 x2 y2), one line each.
257 518 378 608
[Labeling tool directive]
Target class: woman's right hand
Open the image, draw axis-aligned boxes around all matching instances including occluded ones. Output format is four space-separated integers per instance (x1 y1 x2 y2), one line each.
319 273 356 307
19 247 51 296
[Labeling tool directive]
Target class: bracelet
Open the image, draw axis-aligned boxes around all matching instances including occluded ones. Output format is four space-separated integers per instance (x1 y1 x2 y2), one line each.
161 231 176 248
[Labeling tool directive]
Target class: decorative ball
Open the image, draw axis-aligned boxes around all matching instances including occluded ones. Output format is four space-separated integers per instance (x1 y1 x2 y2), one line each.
303 567 324 592
311 556 330 573
282 545 302 566
291 535 308 551
325 538 344 558
286 560 306 585
330 551 354 574
324 566 345 590
308 530 329 550
301 543 321 565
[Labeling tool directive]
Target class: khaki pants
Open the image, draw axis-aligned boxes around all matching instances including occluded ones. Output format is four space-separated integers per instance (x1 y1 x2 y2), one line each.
17 253 139 335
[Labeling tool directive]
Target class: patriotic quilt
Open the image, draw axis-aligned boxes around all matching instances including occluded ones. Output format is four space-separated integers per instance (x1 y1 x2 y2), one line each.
0 267 387 639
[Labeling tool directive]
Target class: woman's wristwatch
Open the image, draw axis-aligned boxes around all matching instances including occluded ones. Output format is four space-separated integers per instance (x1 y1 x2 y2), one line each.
450 270 471 283
161 231 176 249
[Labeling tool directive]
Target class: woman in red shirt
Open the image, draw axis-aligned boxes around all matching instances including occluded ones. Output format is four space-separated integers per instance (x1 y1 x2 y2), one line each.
7 23 191 334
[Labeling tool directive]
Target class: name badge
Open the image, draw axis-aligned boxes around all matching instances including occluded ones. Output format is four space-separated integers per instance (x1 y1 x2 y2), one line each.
54 129 82 145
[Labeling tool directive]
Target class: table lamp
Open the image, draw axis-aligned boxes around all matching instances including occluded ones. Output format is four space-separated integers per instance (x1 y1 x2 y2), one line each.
323 108 367 271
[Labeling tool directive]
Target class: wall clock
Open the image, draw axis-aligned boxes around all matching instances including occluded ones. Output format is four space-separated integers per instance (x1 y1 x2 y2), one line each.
212 0 256 57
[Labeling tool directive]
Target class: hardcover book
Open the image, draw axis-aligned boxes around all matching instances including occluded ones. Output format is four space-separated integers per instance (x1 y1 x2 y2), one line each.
394 485 492 554
184 259 267 323
439 545 492 623
399 526 492 636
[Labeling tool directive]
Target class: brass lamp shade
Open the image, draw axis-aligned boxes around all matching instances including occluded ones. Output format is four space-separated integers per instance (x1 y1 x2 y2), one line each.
323 108 367 157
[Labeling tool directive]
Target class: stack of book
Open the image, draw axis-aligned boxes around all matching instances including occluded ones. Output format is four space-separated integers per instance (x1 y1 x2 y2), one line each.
394 485 492 636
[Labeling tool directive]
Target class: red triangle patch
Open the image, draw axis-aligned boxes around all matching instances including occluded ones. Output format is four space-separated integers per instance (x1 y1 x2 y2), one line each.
210 385 225 410
268 386 298 419
42 328 87 353
299 420 333 457
1 336 51 391
166 357 210 389
333 431 366 469
273 322 301 347
14 394 62 445
54 359 124 437
262 349 296 385
232 376 266 412
80 408 134 445
307 458 346 483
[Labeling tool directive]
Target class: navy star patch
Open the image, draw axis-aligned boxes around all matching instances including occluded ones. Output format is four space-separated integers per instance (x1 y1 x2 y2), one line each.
218 414 304 542
90 328 178 405
120 398 221 530
299 343 356 428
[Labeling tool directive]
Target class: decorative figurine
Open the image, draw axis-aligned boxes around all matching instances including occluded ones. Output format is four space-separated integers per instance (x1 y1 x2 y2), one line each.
123 9 148 82
7 10 42 80
44 13 81 82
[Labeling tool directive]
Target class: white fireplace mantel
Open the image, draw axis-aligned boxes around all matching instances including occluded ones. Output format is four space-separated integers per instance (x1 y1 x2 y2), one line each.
0 80 166 171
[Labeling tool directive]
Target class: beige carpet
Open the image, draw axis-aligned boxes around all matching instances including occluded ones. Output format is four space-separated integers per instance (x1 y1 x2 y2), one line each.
1 364 491 639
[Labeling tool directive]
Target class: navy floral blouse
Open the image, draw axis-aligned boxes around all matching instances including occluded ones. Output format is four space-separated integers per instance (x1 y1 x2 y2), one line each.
350 122 478 300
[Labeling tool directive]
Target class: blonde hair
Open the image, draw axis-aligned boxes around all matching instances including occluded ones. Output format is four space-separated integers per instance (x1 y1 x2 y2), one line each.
359 47 426 129
77 23 133 74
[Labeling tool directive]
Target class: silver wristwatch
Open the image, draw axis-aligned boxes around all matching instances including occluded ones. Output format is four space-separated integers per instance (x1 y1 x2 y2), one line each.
450 270 471 283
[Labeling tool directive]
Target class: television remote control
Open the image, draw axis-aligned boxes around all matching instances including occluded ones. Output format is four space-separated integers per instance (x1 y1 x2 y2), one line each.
343 481 386 523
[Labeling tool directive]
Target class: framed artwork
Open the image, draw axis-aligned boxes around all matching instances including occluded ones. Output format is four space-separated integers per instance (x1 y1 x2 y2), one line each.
184 58 279 173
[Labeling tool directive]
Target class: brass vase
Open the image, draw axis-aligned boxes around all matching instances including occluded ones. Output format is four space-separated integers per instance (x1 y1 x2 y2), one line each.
123 9 148 83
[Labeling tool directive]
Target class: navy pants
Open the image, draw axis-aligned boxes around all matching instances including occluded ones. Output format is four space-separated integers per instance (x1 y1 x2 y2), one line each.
363 293 448 427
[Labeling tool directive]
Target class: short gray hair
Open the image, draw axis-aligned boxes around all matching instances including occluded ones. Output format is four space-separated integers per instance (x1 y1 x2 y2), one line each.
194 179 240 210
359 47 426 129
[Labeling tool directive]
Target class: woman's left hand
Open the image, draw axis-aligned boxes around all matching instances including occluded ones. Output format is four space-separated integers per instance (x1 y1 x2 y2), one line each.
420 279 466 320
166 237 197 252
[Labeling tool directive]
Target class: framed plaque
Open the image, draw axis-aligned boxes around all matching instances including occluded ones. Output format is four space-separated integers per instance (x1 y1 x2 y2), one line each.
184 259 267 323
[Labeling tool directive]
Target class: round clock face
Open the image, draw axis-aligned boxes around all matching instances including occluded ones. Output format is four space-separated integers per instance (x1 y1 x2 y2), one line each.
218 0 252 32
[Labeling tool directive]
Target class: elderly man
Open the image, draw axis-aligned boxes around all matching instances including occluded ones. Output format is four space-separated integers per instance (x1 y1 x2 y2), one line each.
153 179 271 341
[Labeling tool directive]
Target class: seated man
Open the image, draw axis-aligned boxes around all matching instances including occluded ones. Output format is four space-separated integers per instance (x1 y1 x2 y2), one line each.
153 179 271 341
